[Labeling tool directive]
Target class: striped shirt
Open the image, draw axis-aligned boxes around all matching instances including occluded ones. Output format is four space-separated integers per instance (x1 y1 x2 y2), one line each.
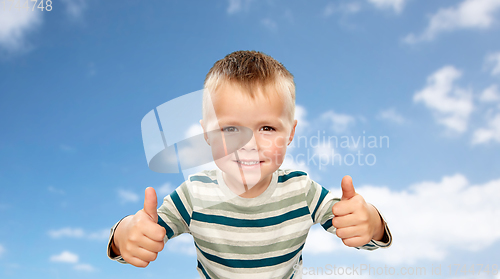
108 169 392 278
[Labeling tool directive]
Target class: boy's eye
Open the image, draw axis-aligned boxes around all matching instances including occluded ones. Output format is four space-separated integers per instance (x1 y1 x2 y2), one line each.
222 126 239 133
260 126 275 132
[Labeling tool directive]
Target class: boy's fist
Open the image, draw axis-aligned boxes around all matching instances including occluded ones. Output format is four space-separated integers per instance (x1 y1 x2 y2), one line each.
332 176 384 247
112 187 166 267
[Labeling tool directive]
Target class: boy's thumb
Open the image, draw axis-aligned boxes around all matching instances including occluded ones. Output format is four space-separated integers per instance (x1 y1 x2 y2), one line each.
143 187 158 223
341 175 356 201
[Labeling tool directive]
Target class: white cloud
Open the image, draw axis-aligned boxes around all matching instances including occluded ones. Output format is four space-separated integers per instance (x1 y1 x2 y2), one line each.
87 61 96 76
324 2 336 17
304 226 342 254
310 142 342 171
50 251 79 264
413 66 473 133
472 113 500 144
324 2 362 17
313 142 336 157
177 142 212 170
485 52 500 76
377 108 405 124
60 144 77 153
295 105 308 124
261 18 278 31
363 174 500 264
294 104 309 136
167 234 196 256
185 123 203 138
48 228 85 239
284 9 294 23
226 0 254 14
60 0 87 20
48 227 109 240
0 244 5 257
321 111 356 133
177 122 211 171
48 186 65 195
118 189 140 203
74 263 95 272
50 250 96 272
305 174 500 265
480 84 500 102
367 0 406 14
0 9 42 53
344 3 362 14
227 0 242 14
87 229 109 240
157 182 173 198
404 0 500 44
281 153 312 175
285 106 314 174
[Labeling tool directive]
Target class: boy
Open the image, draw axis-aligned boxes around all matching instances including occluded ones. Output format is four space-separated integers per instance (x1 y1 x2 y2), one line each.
108 50 392 278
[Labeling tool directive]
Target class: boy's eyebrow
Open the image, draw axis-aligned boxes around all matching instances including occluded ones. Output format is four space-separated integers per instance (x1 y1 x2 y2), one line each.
255 119 285 128
216 118 243 126
217 118 285 128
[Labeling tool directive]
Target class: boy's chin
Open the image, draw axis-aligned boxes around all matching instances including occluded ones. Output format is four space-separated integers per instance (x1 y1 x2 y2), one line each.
230 171 261 184
223 171 264 188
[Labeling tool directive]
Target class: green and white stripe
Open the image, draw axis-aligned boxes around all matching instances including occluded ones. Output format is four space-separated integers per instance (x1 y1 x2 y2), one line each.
108 168 392 279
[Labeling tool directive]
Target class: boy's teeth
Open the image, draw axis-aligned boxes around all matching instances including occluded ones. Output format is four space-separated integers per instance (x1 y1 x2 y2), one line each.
238 161 259 165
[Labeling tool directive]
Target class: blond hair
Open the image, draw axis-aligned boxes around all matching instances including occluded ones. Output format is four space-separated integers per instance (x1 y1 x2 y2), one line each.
202 50 295 128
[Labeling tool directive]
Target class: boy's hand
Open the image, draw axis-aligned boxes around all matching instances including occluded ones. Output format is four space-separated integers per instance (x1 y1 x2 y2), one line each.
332 176 385 247
112 187 166 267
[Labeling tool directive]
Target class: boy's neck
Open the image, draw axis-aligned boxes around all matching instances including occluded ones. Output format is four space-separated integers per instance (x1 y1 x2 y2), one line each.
222 172 273 199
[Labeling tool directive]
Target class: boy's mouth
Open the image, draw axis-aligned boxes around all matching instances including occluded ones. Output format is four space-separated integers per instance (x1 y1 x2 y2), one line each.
234 159 264 168
236 160 261 165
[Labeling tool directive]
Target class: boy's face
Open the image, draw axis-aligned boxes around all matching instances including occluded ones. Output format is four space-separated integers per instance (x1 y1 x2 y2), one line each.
201 82 297 194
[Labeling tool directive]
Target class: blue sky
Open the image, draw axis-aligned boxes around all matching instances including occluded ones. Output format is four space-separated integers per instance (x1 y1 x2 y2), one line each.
1 0 500 278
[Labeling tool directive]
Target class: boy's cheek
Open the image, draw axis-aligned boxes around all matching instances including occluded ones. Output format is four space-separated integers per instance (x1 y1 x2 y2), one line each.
262 146 287 166
213 155 238 175
259 134 288 149
209 137 227 158
276 136 289 149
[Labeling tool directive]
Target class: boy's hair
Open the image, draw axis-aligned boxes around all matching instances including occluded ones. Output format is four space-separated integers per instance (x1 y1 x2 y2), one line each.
202 50 296 128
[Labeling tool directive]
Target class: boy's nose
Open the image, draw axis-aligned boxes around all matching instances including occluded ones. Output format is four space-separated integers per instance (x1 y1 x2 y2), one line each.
239 133 257 151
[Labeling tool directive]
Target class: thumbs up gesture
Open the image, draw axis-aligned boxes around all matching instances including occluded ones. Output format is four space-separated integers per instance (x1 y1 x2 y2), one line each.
332 176 385 247
112 187 166 267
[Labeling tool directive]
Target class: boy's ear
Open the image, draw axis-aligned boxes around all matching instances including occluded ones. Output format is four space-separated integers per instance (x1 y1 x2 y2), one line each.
288 119 298 145
200 119 210 146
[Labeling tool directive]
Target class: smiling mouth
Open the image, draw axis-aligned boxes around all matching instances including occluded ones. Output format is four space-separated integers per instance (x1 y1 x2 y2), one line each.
236 160 262 166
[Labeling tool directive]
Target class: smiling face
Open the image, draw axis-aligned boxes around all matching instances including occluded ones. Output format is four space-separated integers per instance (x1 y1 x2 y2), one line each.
201 82 297 196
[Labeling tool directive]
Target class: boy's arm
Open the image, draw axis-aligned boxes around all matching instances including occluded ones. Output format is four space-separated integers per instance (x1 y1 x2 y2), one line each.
107 188 167 267
307 176 392 249
355 205 392 250
108 183 192 266
330 176 392 248
107 216 132 263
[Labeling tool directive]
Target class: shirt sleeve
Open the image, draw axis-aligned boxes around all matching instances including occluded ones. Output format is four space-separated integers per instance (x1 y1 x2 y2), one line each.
305 178 392 250
107 182 192 264
156 181 192 240
107 216 129 264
